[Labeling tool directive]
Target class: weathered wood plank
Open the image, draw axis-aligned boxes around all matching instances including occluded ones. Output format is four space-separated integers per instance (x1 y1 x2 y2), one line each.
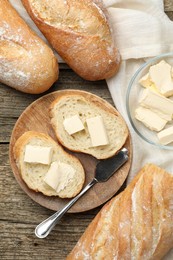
0 144 99 259
0 118 16 143
0 2 172 260
0 219 93 260
0 70 112 119
166 11 173 20
164 0 173 11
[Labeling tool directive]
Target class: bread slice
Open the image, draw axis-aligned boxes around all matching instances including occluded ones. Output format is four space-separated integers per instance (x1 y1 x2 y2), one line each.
49 91 128 159
13 131 85 198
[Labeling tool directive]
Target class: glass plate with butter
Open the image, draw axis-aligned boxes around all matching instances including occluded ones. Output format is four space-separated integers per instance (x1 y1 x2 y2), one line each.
126 52 173 149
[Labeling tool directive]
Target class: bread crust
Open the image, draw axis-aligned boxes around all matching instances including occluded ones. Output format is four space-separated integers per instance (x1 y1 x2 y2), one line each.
67 164 173 259
22 0 120 81
49 90 128 159
0 0 58 94
13 131 85 198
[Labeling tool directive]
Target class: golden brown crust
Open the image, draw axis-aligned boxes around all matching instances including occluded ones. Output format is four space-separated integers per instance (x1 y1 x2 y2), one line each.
49 90 129 159
0 0 58 94
13 131 56 163
13 131 85 198
49 91 121 117
22 0 120 81
67 164 173 259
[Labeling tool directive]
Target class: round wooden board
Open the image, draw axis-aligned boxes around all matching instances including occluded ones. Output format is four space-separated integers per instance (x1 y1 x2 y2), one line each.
9 89 132 213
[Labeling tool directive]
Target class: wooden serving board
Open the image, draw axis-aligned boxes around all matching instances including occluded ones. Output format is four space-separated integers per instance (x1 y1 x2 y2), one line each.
9 90 132 213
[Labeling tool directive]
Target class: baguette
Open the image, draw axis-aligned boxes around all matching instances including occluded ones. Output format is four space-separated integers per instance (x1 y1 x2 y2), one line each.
67 164 173 259
21 0 120 81
13 131 85 198
0 0 58 94
49 91 128 159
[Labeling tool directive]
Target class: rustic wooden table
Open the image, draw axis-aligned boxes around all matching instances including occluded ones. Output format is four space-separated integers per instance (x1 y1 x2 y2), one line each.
0 2 173 259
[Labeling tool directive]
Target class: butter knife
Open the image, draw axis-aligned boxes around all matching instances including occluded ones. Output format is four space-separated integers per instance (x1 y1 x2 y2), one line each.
35 148 128 238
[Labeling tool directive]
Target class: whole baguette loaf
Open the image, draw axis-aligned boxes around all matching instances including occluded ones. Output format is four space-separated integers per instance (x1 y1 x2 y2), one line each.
21 0 120 81
0 0 58 94
13 131 85 198
67 164 173 259
49 91 128 159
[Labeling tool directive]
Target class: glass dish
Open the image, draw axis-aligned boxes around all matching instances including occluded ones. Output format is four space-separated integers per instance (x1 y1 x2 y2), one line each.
126 52 173 150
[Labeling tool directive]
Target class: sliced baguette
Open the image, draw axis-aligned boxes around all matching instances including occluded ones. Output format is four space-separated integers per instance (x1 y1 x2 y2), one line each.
13 131 85 198
49 91 128 159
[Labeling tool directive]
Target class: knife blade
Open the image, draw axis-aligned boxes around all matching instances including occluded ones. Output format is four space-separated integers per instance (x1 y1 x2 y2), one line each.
35 148 128 238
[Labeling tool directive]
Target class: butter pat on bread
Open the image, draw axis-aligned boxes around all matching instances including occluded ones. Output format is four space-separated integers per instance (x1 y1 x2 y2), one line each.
13 131 85 198
63 115 84 135
24 145 53 165
44 161 76 193
86 116 109 147
49 91 128 159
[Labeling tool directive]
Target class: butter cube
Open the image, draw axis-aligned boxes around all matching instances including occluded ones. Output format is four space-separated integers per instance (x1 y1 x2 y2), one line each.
149 60 173 97
44 161 75 192
139 89 173 121
86 116 109 147
63 114 84 135
157 126 173 145
24 145 53 165
139 73 159 93
139 73 153 88
135 106 167 132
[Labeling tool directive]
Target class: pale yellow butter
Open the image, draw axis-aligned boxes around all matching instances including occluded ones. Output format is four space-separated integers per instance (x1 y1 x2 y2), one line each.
44 161 75 192
157 126 173 145
139 73 159 93
63 114 84 135
149 60 173 97
135 106 167 132
86 116 109 147
24 145 53 165
139 89 173 121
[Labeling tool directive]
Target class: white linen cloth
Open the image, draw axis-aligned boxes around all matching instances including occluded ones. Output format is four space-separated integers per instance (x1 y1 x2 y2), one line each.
102 0 173 184
9 1 173 258
102 1 173 258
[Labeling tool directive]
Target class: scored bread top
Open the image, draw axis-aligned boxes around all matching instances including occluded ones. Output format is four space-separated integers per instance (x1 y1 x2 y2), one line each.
13 131 85 198
49 91 128 159
67 164 173 259
22 0 120 80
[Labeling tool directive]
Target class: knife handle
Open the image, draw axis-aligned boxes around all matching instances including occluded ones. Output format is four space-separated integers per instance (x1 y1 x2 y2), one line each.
35 178 97 239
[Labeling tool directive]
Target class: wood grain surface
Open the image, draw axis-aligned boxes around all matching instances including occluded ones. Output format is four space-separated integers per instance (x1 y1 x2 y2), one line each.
0 2 172 260
9 90 131 213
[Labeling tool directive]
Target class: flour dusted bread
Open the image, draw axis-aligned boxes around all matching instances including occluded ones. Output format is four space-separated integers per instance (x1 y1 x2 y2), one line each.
67 164 173 259
49 91 128 159
22 0 120 81
13 131 85 198
0 0 58 94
